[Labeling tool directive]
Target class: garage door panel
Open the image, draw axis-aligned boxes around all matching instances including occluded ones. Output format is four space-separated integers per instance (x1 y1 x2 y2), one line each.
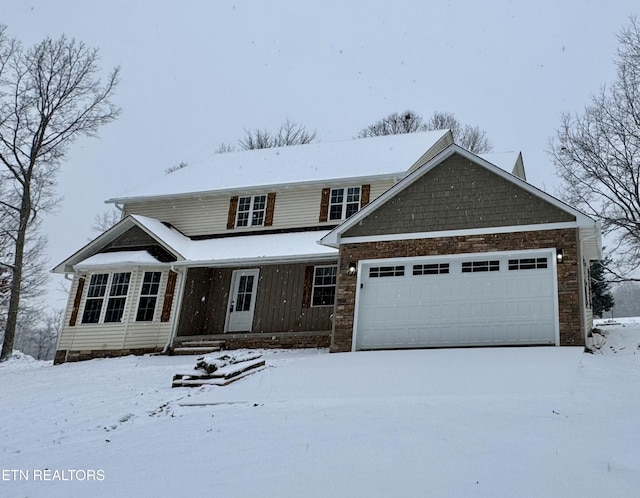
355 251 557 350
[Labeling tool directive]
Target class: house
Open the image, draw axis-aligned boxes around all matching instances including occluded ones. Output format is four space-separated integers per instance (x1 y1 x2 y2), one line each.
52 130 601 363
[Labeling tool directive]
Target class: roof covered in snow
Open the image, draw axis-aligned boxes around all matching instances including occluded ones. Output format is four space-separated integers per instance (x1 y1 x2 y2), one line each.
107 130 452 202
56 214 337 273
75 250 160 269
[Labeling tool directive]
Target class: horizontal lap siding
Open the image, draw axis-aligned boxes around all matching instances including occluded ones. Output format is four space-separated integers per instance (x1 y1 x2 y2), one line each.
123 180 396 237
57 269 176 352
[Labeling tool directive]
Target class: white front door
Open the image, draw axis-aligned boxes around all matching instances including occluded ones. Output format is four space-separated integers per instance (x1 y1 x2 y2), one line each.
226 269 260 332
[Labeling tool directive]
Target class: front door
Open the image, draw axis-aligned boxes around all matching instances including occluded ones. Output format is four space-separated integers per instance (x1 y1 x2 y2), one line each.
226 269 260 332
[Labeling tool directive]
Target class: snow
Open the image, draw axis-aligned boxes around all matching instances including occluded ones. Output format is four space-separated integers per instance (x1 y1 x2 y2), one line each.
126 215 336 265
75 250 160 269
1 322 639 497
107 131 450 202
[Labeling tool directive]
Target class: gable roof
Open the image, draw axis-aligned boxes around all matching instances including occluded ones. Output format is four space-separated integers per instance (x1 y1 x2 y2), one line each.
320 144 601 259
107 130 453 203
53 214 337 274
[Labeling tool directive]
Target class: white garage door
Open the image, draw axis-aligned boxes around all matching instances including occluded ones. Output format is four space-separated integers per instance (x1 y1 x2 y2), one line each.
354 250 558 350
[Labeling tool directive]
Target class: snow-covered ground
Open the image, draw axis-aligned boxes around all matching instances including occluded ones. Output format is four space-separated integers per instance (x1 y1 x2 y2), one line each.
1 320 639 497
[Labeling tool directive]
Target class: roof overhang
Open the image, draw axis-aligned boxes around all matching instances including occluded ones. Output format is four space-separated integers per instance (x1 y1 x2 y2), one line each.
51 215 186 274
320 144 600 250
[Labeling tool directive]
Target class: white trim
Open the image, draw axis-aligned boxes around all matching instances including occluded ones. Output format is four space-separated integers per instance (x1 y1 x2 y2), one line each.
236 194 267 228
350 248 561 351
320 144 598 248
224 268 260 333
106 173 402 205
328 186 361 221
311 265 338 308
339 222 579 246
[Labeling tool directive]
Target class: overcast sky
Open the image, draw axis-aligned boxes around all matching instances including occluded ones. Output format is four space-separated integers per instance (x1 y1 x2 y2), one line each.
3 0 638 308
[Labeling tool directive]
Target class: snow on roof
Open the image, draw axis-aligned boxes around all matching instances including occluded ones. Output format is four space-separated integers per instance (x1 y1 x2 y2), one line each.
108 130 451 202
75 250 160 269
181 230 337 265
478 151 521 176
73 215 337 270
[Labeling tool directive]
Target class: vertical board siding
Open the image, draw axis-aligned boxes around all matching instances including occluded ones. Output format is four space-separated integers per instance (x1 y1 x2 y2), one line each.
176 262 336 336
123 179 396 237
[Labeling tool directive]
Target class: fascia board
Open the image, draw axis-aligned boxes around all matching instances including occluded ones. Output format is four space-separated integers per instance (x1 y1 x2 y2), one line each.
320 144 598 248
105 173 404 205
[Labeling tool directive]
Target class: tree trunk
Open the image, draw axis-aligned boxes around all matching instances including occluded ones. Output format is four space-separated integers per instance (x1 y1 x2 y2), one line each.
0 189 29 362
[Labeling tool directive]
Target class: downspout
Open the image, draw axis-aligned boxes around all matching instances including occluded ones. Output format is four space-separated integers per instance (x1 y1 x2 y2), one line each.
162 263 186 353
59 272 78 363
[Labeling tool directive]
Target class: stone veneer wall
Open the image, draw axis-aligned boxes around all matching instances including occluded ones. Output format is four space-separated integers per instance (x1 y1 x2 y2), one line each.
331 228 583 352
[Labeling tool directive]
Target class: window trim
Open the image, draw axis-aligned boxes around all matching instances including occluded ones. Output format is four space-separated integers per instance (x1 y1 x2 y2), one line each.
329 186 361 221
311 265 337 307
136 271 162 322
80 271 132 325
236 195 267 227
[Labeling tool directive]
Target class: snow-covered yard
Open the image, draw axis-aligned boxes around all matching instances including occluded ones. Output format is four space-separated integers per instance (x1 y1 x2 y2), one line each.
1 319 639 498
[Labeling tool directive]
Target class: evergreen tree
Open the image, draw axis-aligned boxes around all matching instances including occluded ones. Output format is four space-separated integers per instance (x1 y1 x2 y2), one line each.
590 259 615 318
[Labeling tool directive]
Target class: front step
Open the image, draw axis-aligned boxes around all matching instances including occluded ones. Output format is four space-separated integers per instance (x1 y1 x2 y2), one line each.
171 340 226 356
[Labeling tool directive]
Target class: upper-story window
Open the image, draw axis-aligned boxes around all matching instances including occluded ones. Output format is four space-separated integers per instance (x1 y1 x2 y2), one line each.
227 193 276 230
329 187 360 220
237 195 266 227
319 184 370 223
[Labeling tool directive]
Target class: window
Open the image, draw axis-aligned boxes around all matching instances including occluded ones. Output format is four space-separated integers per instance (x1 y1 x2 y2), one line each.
136 272 162 321
461 260 500 273
413 263 450 275
236 195 267 227
81 273 109 323
104 272 131 322
312 266 337 306
369 266 405 278
329 187 360 220
508 258 548 270
81 272 131 324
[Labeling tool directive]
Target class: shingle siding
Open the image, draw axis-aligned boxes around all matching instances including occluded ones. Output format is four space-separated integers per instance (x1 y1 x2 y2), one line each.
344 154 576 238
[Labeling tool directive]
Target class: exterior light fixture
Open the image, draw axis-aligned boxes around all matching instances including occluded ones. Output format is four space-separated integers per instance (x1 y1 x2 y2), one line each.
556 249 564 264
347 261 357 276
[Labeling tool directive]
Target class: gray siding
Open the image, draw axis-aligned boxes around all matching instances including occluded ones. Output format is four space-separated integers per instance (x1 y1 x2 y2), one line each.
345 153 576 238
176 261 336 336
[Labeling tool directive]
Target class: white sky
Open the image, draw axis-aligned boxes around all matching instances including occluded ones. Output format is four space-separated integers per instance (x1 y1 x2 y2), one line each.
2 0 637 308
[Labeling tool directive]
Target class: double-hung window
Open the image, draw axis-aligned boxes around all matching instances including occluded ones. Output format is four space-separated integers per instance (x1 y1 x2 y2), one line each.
81 272 131 324
136 272 162 321
311 266 337 306
329 187 360 220
81 273 109 323
236 195 267 227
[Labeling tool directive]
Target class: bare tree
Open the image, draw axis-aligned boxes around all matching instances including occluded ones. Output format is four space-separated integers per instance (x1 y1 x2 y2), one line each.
549 17 640 280
217 119 317 153
356 110 427 138
356 109 493 153
426 111 493 153
91 208 122 235
0 27 120 361
164 160 188 175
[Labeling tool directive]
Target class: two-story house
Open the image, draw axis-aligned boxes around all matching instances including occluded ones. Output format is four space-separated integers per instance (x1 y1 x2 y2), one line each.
52 130 601 364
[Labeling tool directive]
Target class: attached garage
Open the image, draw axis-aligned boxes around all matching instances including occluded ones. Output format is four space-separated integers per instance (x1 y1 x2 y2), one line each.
354 250 558 350
321 144 603 352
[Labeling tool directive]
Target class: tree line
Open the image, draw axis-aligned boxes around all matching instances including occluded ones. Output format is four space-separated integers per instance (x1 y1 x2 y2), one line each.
4 17 640 360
